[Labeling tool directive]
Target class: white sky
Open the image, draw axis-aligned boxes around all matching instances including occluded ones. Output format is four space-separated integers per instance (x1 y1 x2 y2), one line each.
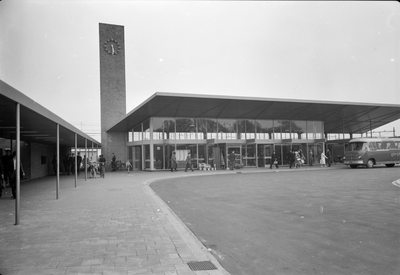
0 1 399 141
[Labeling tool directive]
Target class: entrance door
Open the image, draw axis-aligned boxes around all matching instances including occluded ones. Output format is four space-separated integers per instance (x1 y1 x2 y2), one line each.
132 146 142 171
227 146 241 168
257 144 273 167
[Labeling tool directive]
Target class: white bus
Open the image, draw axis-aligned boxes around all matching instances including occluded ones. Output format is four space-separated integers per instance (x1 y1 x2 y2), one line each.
343 138 400 168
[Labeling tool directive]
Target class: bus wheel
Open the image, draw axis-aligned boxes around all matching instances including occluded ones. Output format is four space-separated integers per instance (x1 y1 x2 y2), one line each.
366 159 374 168
350 165 358 169
385 164 395 167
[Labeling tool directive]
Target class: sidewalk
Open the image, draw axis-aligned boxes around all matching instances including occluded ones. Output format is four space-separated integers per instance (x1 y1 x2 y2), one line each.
0 166 341 275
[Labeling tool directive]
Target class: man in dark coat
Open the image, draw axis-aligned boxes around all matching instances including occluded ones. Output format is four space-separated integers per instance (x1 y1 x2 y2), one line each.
8 151 25 199
229 151 236 170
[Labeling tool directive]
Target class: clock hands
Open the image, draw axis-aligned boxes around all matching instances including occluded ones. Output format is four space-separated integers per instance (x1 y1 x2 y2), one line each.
111 44 115 55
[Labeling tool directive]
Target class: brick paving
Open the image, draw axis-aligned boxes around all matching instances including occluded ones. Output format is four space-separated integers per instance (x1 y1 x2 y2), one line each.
0 166 333 275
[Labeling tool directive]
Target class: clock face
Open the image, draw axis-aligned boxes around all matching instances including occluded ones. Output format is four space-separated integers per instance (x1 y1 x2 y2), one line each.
103 38 121 55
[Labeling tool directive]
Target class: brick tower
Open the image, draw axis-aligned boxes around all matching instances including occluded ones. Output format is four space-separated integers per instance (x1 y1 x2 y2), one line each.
99 23 127 169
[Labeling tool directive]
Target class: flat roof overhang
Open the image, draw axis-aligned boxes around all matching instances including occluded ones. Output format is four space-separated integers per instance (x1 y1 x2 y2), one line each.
0 80 100 148
108 92 400 134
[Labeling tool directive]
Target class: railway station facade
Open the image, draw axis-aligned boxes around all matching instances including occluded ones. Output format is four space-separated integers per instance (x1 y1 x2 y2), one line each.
106 92 400 171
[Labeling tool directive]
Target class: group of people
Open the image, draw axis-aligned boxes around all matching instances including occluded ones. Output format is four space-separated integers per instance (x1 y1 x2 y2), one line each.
54 152 83 175
170 151 194 172
0 150 25 199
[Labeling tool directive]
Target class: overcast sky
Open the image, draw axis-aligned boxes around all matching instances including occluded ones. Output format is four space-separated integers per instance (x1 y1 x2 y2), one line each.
0 1 399 141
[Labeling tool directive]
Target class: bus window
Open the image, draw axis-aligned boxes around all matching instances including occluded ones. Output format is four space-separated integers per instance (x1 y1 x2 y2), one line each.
362 143 369 151
346 142 365 151
376 142 383 150
384 141 396 150
369 142 377 151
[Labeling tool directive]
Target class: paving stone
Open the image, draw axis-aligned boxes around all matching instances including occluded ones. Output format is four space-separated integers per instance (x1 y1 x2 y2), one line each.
0 171 229 275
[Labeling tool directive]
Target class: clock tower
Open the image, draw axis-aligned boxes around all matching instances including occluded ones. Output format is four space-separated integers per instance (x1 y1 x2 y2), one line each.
99 23 127 168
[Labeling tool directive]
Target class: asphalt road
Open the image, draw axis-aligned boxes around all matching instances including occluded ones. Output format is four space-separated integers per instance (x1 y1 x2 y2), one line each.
151 167 400 275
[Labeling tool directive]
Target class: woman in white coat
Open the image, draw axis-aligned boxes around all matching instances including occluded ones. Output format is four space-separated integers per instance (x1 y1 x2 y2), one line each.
320 151 328 167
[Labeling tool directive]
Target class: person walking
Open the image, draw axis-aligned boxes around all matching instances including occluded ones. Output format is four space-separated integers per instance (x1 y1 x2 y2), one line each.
98 154 106 178
77 152 82 175
9 151 25 199
326 149 332 167
126 160 132 174
2 150 12 187
270 151 279 169
170 151 177 172
111 153 116 171
309 149 314 166
220 151 225 170
185 153 194 172
0 157 4 198
229 150 236 170
288 149 295 169
320 151 328 168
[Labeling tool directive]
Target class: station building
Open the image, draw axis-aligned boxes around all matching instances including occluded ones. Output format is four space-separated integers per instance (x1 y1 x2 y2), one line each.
106 92 400 171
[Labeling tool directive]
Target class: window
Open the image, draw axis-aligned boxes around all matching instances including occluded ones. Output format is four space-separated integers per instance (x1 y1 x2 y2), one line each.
133 124 142 141
255 120 273 139
153 117 164 140
163 118 175 140
176 118 196 140
217 119 236 140
143 119 150 141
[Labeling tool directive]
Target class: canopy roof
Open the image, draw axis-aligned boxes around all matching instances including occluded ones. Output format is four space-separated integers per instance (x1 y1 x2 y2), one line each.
0 80 100 148
108 92 400 134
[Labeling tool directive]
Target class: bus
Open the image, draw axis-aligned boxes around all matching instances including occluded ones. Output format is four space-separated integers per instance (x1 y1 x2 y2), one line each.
343 138 400 168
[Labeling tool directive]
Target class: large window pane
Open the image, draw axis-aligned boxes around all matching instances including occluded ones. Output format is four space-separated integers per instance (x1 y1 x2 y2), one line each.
315 121 323 139
196 119 207 140
198 144 206 164
154 144 164 169
207 119 218 139
273 120 282 139
176 118 196 140
255 120 273 139
153 117 164 140
217 119 237 140
133 124 142 141
163 118 175 140
291 121 307 139
143 119 150 141
280 120 291 139
237 120 246 139
246 120 256 139
243 144 256 166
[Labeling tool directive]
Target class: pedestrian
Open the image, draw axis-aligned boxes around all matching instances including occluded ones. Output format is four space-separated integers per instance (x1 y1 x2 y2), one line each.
320 151 328 167
185 153 194 172
63 154 69 175
326 149 332 167
170 151 177 172
8 151 25 199
126 160 132 174
111 153 116 171
229 150 236 170
288 149 295 169
77 152 82 175
309 150 314 166
0 157 4 198
2 150 12 187
52 155 57 175
98 154 106 178
270 151 278 169
220 151 225 170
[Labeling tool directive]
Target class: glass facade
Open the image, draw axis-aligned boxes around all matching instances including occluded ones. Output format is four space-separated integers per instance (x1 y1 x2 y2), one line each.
128 117 326 170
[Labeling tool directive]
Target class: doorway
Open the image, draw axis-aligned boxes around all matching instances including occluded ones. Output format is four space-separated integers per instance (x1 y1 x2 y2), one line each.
227 146 241 168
